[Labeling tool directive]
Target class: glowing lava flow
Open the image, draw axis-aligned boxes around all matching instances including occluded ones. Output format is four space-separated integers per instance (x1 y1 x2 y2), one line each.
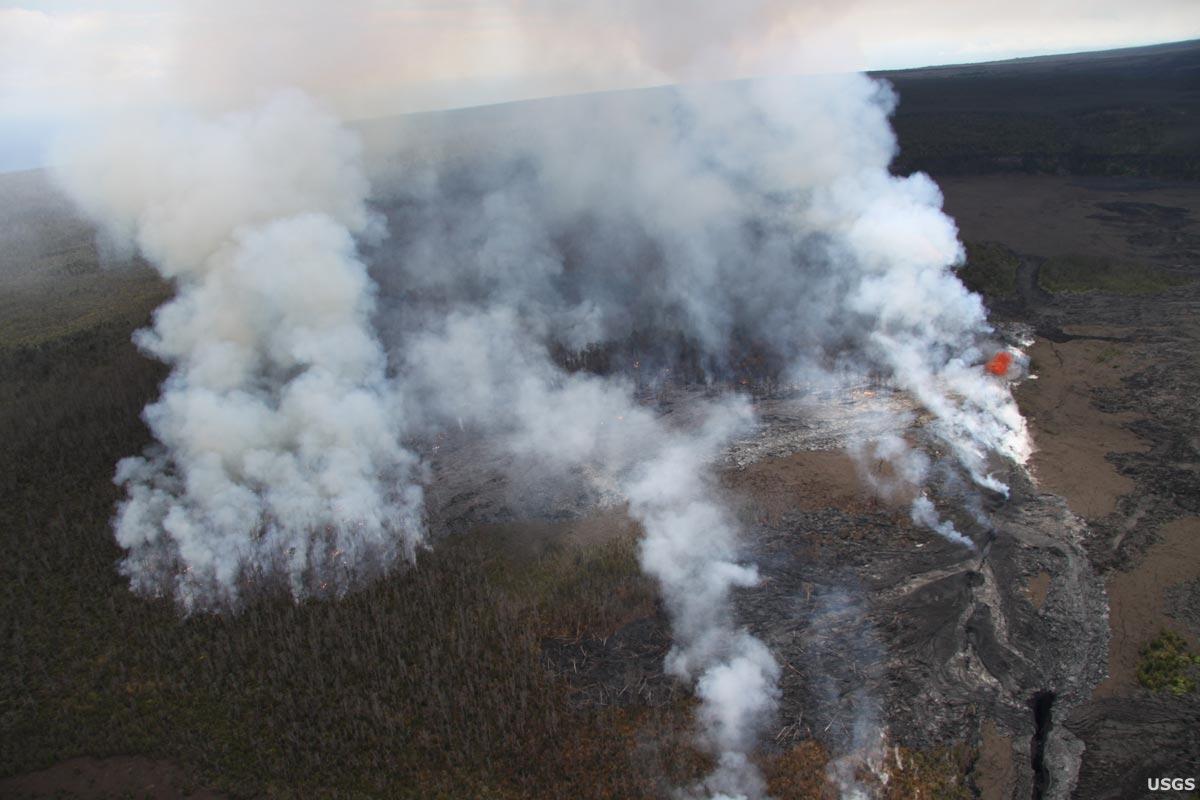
985 350 1014 377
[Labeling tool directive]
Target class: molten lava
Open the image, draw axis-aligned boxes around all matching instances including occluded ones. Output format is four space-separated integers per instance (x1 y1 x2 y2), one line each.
986 351 1014 376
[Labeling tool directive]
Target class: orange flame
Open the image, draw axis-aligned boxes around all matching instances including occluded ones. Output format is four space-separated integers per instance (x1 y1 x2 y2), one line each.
985 351 1014 376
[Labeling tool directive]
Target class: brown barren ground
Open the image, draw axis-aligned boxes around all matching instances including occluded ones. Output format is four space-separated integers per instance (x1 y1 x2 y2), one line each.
1094 517 1200 697
1025 571 1051 611
1016 332 1149 520
725 450 898 523
974 720 1017 800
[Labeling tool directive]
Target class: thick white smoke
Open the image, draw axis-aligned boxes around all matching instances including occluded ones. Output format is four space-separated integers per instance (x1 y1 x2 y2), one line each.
51 92 425 610
376 75 1030 538
48 7 1033 796
366 73 1031 796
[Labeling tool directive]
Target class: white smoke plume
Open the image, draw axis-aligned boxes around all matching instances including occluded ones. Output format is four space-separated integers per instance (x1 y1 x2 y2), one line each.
364 72 1031 795
45 4 1036 797
51 92 425 610
374 73 1031 528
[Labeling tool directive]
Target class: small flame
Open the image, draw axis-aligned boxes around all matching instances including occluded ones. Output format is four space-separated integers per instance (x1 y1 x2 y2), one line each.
985 350 1014 376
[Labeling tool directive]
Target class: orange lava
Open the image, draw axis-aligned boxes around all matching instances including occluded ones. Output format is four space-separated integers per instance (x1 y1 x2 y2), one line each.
985 351 1014 376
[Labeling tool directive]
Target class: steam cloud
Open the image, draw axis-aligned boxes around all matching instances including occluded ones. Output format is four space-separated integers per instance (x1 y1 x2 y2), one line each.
364 77 1030 794
52 93 425 609
375 75 1030 540
49 11 1031 798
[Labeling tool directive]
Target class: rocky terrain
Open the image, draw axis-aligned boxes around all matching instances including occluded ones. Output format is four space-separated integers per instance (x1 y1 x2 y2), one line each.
440 380 1112 798
439 172 1200 799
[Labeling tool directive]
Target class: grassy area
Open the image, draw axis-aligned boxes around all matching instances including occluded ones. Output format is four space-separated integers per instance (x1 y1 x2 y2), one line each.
0 296 689 796
958 241 1020 298
0 314 694 796
1137 630 1200 696
1038 254 1190 295
0 250 168 350
0 275 168 349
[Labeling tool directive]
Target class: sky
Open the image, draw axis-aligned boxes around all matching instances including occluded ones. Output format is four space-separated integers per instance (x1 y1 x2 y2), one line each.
2 0 1199 171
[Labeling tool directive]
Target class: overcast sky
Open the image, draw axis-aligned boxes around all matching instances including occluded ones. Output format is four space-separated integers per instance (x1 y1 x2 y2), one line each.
3 0 1198 170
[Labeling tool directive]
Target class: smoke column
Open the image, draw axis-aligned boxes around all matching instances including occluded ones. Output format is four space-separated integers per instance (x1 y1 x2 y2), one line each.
51 92 425 610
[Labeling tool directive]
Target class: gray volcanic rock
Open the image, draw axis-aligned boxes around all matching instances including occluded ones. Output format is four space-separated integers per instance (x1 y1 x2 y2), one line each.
427 382 1112 798
1065 696 1200 800
424 376 1113 800
732 436 1108 799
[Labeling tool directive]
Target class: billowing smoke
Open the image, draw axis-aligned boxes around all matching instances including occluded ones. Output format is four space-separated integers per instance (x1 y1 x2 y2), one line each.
47 6 1033 797
374 75 1030 540
51 92 425 610
363 73 1029 795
